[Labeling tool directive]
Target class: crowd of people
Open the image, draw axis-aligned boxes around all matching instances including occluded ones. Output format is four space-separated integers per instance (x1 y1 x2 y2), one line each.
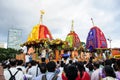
0 51 120 80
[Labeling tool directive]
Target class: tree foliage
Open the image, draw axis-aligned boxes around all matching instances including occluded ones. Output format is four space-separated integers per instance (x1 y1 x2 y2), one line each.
0 48 19 62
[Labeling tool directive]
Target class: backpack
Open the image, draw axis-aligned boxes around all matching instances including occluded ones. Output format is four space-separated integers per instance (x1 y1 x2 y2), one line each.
8 69 19 80
42 74 58 80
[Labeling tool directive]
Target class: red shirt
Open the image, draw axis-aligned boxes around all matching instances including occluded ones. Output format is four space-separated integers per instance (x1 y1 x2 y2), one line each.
62 71 90 80
77 72 90 80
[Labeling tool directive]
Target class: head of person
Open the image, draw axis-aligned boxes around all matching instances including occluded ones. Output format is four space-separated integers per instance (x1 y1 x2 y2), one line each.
60 61 65 67
57 61 59 64
39 63 47 73
69 60 73 64
104 59 112 66
30 60 36 66
103 65 116 78
77 61 85 78
65 65 78 80
9 59 17 67
93 61 100 70
47 61 56 72
88 63 94 71
17 60 24 66
77 61 85 72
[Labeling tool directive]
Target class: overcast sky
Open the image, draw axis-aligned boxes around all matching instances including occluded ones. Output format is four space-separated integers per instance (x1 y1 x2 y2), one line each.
0 0 120 48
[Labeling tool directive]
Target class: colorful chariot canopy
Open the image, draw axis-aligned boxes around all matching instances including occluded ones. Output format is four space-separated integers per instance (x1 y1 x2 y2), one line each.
86 18 107 51
27 24 53 42
27 10 53 42
65 20 81 48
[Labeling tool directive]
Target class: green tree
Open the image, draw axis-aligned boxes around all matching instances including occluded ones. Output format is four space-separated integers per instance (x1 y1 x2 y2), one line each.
0 48 19 62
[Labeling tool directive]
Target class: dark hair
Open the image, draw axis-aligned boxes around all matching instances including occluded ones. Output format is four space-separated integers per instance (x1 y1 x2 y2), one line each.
104 65 116 78
77 62 85 78
69 60 73 64
104 59 112 66
9 59 16 66
60 61 65 67
47 61 56 72
41 58 46 63
66 65 78 80
89 56 94 63
39 63 47 73
57 61 59 64
17 60 23 66
93 62 99 69
30 60 36 66
88 63 94 71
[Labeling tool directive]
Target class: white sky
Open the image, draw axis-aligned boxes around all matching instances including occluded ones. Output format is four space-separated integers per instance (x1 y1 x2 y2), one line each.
0 0 120 48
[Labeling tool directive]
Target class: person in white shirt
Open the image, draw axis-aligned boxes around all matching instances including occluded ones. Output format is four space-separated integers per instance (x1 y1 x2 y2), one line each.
27 60 41 80
34 63 47 80
34 61 62 80
16 60 26 73
4 59 24 80
91 62 100 80
45 61 62 80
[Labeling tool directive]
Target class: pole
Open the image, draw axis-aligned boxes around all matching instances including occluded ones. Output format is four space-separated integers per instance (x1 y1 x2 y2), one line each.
40 10 45 24
91 18 95 26
107 38 112 49
107 37 112 57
